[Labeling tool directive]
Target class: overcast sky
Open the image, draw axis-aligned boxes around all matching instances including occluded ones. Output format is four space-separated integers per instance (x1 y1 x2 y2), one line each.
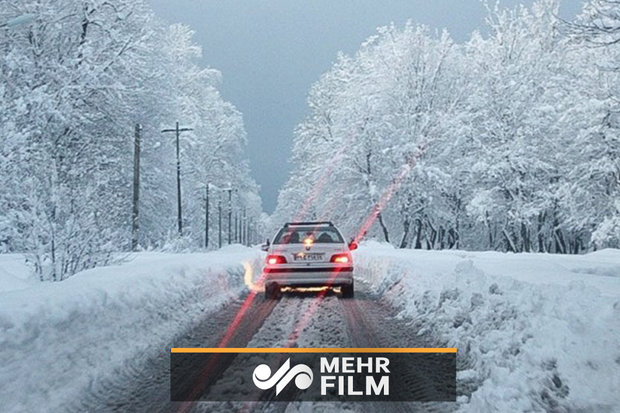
147 0 584 213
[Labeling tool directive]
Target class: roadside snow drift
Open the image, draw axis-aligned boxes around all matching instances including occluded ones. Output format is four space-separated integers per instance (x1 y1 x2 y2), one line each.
0 254 38 293
355 243 620 412
0 247 262 413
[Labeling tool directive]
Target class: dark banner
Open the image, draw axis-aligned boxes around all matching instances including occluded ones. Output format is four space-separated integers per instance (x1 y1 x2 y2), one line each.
170 348 456 402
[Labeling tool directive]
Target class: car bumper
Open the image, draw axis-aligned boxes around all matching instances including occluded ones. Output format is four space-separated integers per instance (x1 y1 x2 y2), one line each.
263 266 353 287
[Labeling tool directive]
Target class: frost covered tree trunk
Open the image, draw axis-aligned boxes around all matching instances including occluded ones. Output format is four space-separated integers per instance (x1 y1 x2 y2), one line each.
399 217 411 248
414 218 423 249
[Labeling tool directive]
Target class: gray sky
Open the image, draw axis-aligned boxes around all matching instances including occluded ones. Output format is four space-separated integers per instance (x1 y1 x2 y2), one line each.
147 0 584 213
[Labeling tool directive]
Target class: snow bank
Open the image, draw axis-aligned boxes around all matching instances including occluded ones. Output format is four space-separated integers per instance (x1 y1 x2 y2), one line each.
0 254 38 293
355 243 620 412
0 246 262 413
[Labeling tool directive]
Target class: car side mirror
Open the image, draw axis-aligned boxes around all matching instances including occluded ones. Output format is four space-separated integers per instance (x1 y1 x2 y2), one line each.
261 239 270 251
348 241 358 251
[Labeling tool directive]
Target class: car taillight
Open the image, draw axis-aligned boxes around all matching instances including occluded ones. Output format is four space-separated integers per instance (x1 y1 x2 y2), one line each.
266 255 287 265
330 253 351 264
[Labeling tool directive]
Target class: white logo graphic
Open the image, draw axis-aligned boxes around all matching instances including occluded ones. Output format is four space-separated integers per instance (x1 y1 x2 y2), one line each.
252 358 313 395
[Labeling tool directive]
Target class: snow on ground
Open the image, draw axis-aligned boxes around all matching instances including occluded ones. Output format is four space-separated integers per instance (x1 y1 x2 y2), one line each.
354 242 620 412
0 254 38 293
0 246 262 413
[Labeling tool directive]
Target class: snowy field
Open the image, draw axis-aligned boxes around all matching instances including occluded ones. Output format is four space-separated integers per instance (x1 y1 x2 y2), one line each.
0 247 262 412
355 243 620 412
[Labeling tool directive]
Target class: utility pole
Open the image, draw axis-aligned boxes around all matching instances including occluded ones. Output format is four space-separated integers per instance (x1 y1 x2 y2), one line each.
161 122 193 236
205 183 209 249
227 187 233 244
234 212 239 243
248 218 253 246
131 124 142 251
218 200 222 248
242 208 247 246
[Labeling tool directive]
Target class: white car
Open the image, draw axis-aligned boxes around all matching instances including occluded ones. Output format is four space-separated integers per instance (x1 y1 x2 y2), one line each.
261 221 357 299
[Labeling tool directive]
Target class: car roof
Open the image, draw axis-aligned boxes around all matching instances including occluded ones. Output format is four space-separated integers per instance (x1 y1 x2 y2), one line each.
284 221 334 228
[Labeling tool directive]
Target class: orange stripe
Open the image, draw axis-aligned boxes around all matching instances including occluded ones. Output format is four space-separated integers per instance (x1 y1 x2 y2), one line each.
170 347 456 353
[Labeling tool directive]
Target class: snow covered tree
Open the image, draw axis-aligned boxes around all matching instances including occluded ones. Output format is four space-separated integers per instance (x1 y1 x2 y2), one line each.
569 0 620 46
562 0 620 249
274 0 618 253
0 0 261 279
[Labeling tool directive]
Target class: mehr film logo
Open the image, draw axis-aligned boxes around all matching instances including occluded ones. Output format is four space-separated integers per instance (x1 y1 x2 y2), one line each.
253 356 390 396
170 347 457 402
253 358 314 395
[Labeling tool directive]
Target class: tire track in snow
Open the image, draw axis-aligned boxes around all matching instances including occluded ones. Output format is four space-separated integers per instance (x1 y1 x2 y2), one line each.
76 281 455 413
193 292 349 413
72 292 278 413
336 282 455 413
195 285 455 413
239 285 454 413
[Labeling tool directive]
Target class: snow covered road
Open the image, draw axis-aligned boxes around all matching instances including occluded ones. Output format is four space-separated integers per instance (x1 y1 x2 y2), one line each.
1 244 618 412
74 284 455 413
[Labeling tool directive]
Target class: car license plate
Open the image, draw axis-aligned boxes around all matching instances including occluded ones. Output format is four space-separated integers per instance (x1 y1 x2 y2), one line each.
294 252 324 261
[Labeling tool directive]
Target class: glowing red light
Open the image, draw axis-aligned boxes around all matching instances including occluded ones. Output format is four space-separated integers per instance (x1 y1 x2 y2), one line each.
266 255 287 265
330 253 351 264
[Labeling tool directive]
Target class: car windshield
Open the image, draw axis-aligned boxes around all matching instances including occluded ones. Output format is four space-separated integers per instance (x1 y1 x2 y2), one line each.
273 226 344 244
